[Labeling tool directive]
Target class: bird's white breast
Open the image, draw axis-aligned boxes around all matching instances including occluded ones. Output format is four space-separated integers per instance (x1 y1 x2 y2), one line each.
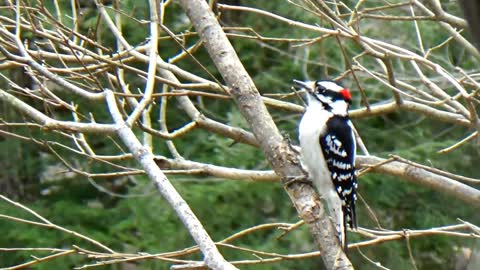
298 102 336 198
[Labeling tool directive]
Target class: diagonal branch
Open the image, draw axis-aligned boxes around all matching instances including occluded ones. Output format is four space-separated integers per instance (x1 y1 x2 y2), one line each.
175 0 353 269
104 90 237 270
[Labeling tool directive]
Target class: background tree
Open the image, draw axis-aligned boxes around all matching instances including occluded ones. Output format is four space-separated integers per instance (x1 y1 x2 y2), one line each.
0 0 479 269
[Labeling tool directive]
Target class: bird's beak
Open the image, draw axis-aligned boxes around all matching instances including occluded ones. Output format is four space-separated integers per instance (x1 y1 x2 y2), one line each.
293 80 314 94
293 79 309 88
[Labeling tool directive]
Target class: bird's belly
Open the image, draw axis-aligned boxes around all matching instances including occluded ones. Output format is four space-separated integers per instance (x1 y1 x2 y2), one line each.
298 113 335 196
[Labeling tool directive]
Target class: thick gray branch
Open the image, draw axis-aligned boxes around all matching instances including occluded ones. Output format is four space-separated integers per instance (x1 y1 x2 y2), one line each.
356 156 480 205
159 155 479 205
156 157 277 181
175 0 353 269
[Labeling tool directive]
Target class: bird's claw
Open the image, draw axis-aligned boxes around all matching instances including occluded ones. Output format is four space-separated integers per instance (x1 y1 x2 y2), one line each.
283 175 312 187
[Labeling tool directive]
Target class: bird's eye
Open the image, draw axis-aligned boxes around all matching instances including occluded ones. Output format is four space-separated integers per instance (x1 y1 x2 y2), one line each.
316 84 326 93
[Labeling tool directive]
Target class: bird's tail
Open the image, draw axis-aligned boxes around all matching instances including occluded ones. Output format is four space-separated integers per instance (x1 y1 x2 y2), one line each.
329 197 356 252
340 209 348 252
342 203 357 252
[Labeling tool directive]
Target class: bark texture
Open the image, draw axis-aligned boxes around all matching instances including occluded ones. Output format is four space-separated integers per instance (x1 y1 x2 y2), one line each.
176 0 354 269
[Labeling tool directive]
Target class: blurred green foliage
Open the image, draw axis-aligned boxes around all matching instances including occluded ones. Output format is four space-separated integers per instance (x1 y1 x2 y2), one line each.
0 0 479 269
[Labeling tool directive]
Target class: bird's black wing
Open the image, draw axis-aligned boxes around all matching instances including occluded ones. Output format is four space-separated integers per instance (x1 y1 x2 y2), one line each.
319 115 357 230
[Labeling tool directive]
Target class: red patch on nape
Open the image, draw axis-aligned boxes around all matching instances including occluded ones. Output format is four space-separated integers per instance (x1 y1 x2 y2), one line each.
340 88 352 101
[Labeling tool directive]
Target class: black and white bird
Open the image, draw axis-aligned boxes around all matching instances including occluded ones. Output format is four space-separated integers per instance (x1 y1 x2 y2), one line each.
295 79 358 251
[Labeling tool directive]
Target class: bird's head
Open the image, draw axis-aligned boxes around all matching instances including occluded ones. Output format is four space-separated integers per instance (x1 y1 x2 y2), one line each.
293 79 352 105
293 79 352 116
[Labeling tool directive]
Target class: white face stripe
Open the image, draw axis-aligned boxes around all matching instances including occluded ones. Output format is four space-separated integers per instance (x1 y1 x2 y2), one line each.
297 80 344 93
316 93 333 104
330 100 349 116
316 81 344 92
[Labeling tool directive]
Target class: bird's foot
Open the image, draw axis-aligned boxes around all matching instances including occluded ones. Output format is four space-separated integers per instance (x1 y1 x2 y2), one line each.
281 131 302 154
281 131 293 144
283 175 312 187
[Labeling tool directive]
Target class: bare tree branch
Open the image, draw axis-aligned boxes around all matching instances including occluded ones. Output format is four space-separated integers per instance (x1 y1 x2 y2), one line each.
104 90 237 270
0 89 115 133
175 0 353 269
356 156 480 205
1 0 478 268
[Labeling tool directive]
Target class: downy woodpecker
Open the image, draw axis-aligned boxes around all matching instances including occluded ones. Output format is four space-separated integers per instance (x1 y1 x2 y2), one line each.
295 79 357 250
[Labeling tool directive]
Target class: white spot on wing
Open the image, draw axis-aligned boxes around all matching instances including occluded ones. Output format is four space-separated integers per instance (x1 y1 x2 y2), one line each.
337 173 352 181
342 187 353 195
326 135 347 157
332 160 352 170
